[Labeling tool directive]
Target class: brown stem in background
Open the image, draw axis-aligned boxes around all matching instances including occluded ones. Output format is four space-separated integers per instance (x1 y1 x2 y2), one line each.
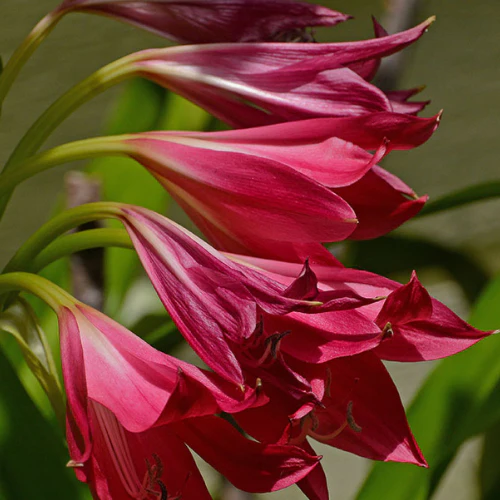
65 171 104 309
376 0 424 91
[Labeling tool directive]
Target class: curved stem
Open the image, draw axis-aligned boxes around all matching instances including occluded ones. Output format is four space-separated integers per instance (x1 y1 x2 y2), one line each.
418 181 500 217
0 10 64 107
4 202 124 275
0 136 131 198
0 55 138 219
0 272 75 311
33 228 133 272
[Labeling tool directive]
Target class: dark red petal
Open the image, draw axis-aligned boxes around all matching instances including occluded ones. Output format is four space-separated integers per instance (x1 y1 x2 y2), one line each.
174 416 321 492
313 352 426 466
376 271 433 326
297 440 329 500
334 166 427 240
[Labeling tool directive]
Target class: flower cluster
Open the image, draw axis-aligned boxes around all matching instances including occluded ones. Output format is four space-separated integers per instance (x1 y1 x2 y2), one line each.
0 1 494 500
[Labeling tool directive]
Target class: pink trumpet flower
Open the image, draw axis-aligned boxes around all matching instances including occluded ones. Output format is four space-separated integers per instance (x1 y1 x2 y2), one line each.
60 302 319 497
111 208 432 499
118 112 439 260
116 205 384 391
57 0 350 44
126 17 435 127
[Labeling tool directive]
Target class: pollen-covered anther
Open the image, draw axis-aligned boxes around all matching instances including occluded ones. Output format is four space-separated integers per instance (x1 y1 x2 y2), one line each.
66 460 84 468
255 330 291 367
381 322 394 340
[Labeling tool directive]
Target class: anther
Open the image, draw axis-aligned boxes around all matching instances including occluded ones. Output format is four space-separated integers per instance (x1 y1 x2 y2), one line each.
381 322 394 340
346 401 362 433
265 330 291 359
66 460 84 468
325 367 333 398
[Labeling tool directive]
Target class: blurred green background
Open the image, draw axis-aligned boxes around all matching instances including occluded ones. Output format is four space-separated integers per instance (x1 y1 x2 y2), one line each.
0 1 499 499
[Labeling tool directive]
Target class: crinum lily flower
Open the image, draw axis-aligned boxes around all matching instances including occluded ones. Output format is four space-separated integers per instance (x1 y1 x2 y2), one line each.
59 301 321 498
109 111 440 262
121 17 435 127
56 0 350 44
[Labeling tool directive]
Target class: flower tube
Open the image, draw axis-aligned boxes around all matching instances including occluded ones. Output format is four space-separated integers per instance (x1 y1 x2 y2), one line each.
57 0 350 43
126 17 435 127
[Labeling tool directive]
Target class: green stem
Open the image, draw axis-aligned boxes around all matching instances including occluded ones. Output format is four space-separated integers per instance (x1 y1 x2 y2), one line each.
0 136 131 198
418 181 500 217
0 272 74 311
32 228 133 272
0 10 64 107
0 55 138 219
4 202 124 275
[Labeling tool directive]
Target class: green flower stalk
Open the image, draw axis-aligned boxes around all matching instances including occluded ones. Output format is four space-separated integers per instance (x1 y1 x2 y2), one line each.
0 10 64 108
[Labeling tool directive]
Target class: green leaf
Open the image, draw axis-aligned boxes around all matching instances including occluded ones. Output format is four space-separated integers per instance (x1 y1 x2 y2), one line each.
85 78 170 317
0 348 89 499
158 92 211 132
418 181 500 217
0 297 64 427
356 274 500 500
480 421 500 500
346 235 490 304
130 312 183 352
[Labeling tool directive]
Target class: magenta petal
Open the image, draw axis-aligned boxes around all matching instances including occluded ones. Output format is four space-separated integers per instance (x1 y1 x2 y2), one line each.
270 310 381 363
59 0 350 44
313 352 426 466
60 307 92 467
127 135 358 243
86 403 211 500
169 124 387 188
174 415 321 492
192 113 441 152
132 18 434 126
334 166 428 240
59 305 258 432
377 271 433 326
297 441 329 500
375 273 492 361
118 206 322 384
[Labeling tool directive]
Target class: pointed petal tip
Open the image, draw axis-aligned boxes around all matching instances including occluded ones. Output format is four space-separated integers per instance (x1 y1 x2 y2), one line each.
427 15 437 26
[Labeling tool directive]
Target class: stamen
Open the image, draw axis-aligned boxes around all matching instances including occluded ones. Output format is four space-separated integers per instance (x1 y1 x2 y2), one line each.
346 401 362 433
265 330 291 359
308 420 347 442
288 414 314 445
307 401 362 443
66 460 84 468
325 367 333 398
381 322 394 340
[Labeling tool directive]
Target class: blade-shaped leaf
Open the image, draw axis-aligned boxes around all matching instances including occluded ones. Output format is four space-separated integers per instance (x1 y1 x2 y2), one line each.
356 274 500 500
130 311 183 352
480 421 500 500
0 348 89 499
0 297 64 426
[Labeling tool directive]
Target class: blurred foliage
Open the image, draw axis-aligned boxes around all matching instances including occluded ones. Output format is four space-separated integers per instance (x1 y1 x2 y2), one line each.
347 234 490 304
0 349 89 499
